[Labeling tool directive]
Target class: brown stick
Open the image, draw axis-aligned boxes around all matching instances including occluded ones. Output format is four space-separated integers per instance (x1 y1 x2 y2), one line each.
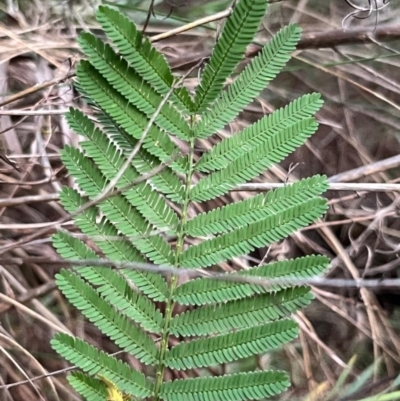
297 25 400 49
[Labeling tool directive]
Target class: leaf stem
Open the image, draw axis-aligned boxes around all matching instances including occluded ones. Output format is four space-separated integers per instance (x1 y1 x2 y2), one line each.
153 131 196 400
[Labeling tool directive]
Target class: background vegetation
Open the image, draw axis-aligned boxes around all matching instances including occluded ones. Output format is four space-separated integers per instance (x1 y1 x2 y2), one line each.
1 0 400 400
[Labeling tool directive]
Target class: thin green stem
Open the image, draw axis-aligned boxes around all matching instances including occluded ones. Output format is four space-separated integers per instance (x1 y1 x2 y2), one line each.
153 133 196 401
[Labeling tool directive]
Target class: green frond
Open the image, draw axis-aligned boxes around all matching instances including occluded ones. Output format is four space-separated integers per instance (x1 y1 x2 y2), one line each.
96 6 194 113
76 60 189 174
160 370 289 401
174 255 329 305
194 0 267 112
170 287 312 337
191 118 319 202
58 188 168 301
52 2 330 396
61 146 174 266
67 108 179 232
196 93 323 173
68 372 108 401
56 269 158 365
195 24 302 139
51 333 152 398
94 111 186 203
181 198 327 268
186 175 328 236
165 319 298 370
78 33 191 141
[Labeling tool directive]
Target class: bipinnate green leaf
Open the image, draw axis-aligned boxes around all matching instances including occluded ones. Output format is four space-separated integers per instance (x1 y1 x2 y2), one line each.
51 2 330 400
165 319 298 370
160 371 290 401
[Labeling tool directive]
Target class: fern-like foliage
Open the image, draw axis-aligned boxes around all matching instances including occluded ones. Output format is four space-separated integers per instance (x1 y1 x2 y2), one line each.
51 1 330 401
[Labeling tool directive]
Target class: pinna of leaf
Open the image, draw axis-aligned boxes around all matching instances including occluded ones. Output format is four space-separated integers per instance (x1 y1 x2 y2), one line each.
50 0 330 400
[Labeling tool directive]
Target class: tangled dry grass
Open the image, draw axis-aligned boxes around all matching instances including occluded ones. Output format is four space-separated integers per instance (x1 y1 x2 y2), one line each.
1 0 400 400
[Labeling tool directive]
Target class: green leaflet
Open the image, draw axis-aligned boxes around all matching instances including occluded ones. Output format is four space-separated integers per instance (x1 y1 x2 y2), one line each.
196 93 323 173
194 24 302 139
57 189 168 301
93 111 186 203
67 108 179 232
186 175 328 236
79 33 190 141
181 198 327 268
76 61 187 171
51 334 152 398
68 372 108 401
191 118 320 202
194 0 267 112
96 6 194 113
170 287 313 337
165 319 298 370
56 269 159 365
160 371 289 401
54 232 164 330
61 146 174 266
174 255 330 305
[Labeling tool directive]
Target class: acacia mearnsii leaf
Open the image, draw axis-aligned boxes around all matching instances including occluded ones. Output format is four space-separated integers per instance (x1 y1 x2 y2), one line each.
194 0 267 112
52 232 165 331
57 187 169 301
160 370 290 401
186 175 328 237
68 372 108 401
96 5 194 112
191 118 319 202
67 108 179 232
181 198 327 268
51 333 152 398
174 255 329 306
56 269 158 365
61 146 174 266
195 24 302 139
92 110 186 203
196 93 323 173
78 33 191 141
75 61 188 179
170 287 312 337
165 319 298 370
